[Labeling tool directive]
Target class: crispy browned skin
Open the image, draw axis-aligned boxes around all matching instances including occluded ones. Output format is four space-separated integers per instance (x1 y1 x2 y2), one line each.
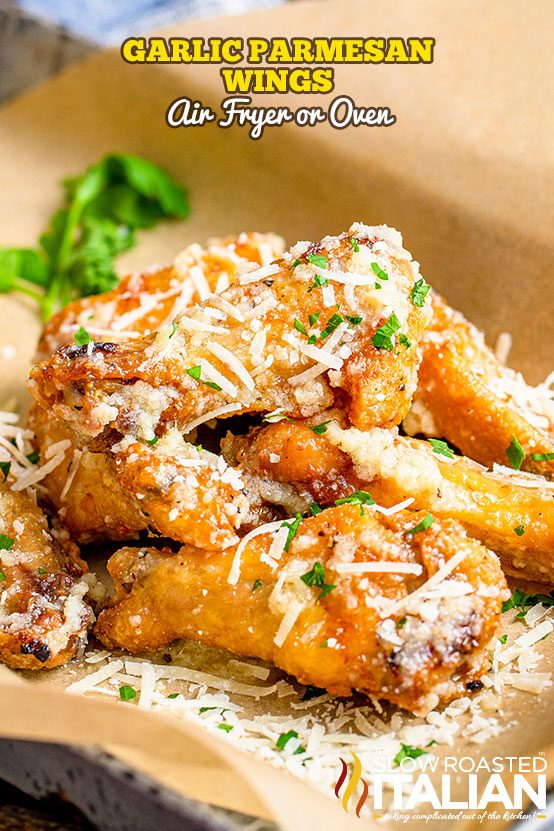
0 479 92 669
405 294 554 478
29 225 431 442
37 232 285 359
95 505 506 715
226 420 554 584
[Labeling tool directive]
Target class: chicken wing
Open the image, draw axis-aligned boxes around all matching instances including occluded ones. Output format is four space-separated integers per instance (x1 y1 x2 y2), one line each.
0 474 93 669
37 232 285 359
404 293 554 478
29 224 432 443
95 504 506 715
223 419 554 584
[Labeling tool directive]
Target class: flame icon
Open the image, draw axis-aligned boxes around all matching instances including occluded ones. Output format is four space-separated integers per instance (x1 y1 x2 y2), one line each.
334 750 369 817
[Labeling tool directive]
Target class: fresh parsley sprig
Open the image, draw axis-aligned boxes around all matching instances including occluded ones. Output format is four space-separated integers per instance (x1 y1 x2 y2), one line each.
0 153 189 320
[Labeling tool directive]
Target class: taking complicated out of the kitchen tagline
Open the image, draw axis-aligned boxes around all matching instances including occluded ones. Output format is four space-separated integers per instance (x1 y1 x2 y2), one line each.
121 36 435 139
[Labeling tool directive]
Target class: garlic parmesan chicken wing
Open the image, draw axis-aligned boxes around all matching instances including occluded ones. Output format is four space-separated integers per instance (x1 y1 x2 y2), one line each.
29 224 432 444
95 505 507 715
37 232 285 359
404 293 554 479
229 419 554 583
0 477 93 669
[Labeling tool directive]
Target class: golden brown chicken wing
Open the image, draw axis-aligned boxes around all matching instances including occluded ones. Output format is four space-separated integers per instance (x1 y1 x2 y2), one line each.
29 224 432 443
404 293 554 478
95 504 507 715
223 419 554 584
0 476 93 669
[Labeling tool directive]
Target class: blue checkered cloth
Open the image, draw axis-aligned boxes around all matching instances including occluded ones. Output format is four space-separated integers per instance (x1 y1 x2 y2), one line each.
13 0 282 44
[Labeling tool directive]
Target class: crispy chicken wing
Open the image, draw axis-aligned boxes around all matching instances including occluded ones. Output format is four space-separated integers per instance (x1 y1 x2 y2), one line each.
404 294 554 478
29 224 432 443
95 505 507 715
0 476 93 669
37 232 285 359
223 420 554 584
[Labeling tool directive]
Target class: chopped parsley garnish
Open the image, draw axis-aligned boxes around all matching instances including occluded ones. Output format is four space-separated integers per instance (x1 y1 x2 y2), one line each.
252 579 262 593
410 278 431 307
397 617 407 629
310 421 330 435
429 438 455 459
502 588 554 616
506 435 525 470
37 568 46 575
0 534 14 551
301 685 326 701
186 365 202 380
309 501 322 516
374 282 382 290
334 490 375 516
74 326 92 346
169 321 178 338
404 513 434 535
292 258 301 268
393 744 428 767
498 634 508 644
306 253 328 269
308 312 320 326
320 313 345 340
398 333 411 349
350 237 360 253
300 562 336 600
371 313 401 351
0 461 11 482
307 334 317 344
346 314 363 326
530 452 554 461
203 380 222 391
320 639 329 648
119 685 137 701
281 513 303 552
218 723 233 733
0 572 5 582
308 273 328 292
514 524 525 536
276 730 305 754
371 262 389 281
147 436 159 446
167 693 180 699
27 451 40 465
293 318 308 336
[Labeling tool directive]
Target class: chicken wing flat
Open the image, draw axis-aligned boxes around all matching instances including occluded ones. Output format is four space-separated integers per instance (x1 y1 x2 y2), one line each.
29 224 432 443
95 504 506 715
404 293 554 478
37 232 285 359
222 419 554 584
0 475 93 669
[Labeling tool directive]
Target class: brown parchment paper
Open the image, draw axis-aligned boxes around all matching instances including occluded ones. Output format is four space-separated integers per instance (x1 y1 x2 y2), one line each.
0 0 553 828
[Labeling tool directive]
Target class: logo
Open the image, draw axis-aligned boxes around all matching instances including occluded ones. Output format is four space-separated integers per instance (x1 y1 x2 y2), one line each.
335 750 369 817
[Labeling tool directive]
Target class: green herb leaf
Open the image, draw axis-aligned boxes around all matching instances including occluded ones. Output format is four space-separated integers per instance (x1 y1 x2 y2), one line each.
252 579 262 593
0 461 11 482
334 490 375 516
514 525 525 536
428 438 455 459
398 333 411 349
169 321 178 339
292 258 301 268
26 451 40 465
506 435 525 470
281 513 303 552
306 253 328 269
371 262 389 281
502 588 554 615
530 452 554 461
309 421 330 435
300 562 336 600
276 730 305 754
307 273 328 292
203 380 222 391
371 313 401 351
0 535 14 551
147 436 159 447
346 314 363 326
294 318 308 336
498 634 508 644
167 693 180 699
0 572 5 582
350 237 360 253
309 501 322 516
119 685 137 701
405 513 434 535
320 313 345 340
74 326 92 346
308 312 320 326
218 723 233 733
186 365 202 380
37 568 46 575
410 278 431 307
394 744 428 767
